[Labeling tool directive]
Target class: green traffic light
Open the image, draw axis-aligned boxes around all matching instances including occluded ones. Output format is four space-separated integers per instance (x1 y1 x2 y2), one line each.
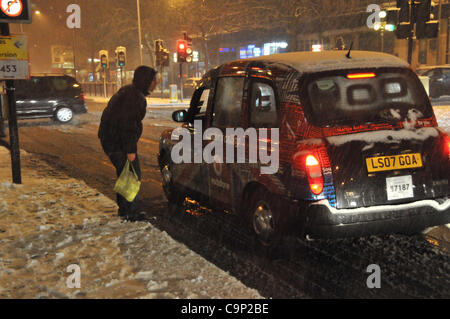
385 24 396 32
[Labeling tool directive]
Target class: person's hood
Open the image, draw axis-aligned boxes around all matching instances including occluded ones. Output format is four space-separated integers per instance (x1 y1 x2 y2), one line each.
132 66 157 96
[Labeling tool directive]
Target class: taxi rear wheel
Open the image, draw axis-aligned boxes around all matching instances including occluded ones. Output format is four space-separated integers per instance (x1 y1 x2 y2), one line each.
244 187 282 248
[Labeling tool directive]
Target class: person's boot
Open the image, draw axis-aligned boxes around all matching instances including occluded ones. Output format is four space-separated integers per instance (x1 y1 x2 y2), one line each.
124 210 146 222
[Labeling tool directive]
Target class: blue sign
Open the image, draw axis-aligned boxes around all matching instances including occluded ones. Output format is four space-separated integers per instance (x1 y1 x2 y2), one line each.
239 44 262 59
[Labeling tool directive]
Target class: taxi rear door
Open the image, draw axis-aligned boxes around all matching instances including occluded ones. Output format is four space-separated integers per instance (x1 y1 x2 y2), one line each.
207 76 245 209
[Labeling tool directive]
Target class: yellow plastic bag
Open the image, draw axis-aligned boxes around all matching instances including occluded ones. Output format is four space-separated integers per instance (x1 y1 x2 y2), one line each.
113 160 141 202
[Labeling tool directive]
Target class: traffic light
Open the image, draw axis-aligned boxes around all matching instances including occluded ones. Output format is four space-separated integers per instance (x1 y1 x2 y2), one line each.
99 50 108 69
162 49 170 67
430 3 439 20
183 32 193 63
155 39 168 67
154 40 170 67
397 0 410 23
155 39 163 53
177 40 187 63
186 43 193 63
386 8 399 26
115 46 126 67
396 23 412 39
416 0 438 39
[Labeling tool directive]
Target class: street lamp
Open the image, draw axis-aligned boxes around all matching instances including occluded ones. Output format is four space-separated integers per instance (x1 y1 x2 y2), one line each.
136 0 143 65
373 11 395 52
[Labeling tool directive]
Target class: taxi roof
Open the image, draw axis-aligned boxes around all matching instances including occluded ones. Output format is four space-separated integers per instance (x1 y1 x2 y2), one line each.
247 50 410 73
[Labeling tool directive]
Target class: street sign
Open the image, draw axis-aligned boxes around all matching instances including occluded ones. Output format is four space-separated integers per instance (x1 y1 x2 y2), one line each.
0 34 28 79
0 0 32 24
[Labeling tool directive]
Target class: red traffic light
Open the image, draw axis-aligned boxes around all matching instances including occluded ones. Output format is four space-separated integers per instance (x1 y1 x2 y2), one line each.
177 40 187 52
177 40 188 62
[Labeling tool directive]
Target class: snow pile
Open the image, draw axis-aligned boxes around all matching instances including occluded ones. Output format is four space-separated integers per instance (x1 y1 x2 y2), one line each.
326 127 439 146
251 50 409 73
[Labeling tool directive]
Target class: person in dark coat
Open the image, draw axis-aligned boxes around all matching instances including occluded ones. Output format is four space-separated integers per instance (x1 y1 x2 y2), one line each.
98 66 157 219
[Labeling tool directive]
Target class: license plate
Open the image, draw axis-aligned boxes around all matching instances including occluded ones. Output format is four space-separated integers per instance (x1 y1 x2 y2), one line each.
386 175 414 201
366 153 422 173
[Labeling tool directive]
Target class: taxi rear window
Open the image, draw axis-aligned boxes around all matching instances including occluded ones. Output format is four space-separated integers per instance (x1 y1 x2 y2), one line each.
302 68 432 126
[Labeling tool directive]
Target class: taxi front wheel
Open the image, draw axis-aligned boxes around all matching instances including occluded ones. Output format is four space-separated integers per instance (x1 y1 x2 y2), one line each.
160 160 184 205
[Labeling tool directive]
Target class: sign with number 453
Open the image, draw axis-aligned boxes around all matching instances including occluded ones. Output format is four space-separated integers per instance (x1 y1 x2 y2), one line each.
0 61 28 79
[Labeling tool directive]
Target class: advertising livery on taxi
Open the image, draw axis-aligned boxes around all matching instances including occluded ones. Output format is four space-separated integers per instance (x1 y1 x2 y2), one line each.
159 50 450 246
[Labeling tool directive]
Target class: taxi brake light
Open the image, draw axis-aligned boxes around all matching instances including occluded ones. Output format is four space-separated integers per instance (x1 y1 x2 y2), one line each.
305 155 324 195
306 155 319 166
445 137 450 154
347 73 376 79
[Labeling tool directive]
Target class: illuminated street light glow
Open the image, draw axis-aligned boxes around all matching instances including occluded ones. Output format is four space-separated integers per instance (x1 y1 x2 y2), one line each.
379 10 387 19
373 22 381 31
312 44 323 52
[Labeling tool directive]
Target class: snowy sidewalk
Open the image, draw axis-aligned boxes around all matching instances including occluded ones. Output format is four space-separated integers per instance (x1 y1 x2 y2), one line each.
0 147 261 299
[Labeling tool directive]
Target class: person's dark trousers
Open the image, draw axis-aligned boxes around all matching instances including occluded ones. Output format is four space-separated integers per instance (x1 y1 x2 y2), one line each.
0 119 5 138
106 150 142 217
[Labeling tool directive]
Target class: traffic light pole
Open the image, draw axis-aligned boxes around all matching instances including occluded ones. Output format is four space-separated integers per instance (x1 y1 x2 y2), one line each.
407 36 414 65
1 23 21 184
179 63 184 103
160 64 163 99
103 69 107 98
407 0 414 65
119 66 123 88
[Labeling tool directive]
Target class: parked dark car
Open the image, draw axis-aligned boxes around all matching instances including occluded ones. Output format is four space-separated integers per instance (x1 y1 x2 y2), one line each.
416 65 450 98
14 75 87 123
159 51 450 246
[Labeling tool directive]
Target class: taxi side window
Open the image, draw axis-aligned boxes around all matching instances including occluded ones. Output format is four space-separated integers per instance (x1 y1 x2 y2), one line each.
212 77 244 128
249 82 277 128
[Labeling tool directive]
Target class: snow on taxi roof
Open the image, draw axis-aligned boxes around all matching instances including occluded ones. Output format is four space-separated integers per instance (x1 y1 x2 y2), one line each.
249 50 410 73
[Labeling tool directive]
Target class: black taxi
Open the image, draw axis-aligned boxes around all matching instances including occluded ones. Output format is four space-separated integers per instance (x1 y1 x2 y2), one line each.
158 50 450 245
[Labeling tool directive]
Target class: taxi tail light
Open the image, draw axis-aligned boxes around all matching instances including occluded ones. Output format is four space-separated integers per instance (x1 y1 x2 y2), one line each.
444 134 450 155
305 154 324 195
